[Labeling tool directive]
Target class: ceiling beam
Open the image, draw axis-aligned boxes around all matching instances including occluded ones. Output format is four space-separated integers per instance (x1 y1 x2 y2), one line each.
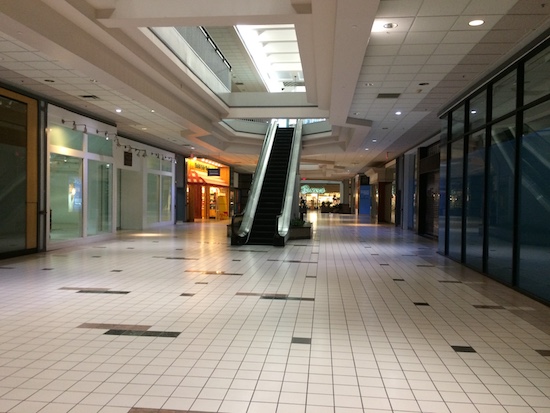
96 0 308 28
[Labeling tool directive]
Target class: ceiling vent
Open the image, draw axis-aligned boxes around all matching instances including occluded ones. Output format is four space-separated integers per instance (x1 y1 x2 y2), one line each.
377 93 401 99
283 80 306 87
79 95 100 100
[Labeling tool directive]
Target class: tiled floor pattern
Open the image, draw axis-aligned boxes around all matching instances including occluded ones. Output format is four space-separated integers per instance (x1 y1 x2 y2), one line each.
0 213 549 413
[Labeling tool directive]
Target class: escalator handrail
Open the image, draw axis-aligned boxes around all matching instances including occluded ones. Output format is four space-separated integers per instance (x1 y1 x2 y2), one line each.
276 120 303 240
235 119 278 239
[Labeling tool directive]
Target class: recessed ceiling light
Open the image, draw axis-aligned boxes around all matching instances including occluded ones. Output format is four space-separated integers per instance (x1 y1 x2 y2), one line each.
353 112 360 115
365 148 369 151
395 111 402 115
365 82 375 87
383 23 398 29
115 108 122 113
469 19 484 27
471 110 477 114
372 139 377 142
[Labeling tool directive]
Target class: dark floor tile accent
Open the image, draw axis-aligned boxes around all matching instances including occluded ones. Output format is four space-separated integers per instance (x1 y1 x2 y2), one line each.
473 304 505 309
77 290 129 294
0 266 15 269
286 260 318 264
164 257 198 260
292 337 312 344
402 254 416 256
267 259 280 261
380 263 389 266
91 256 101 258
235 292 262 296
195 282 208 285
111 270 123 272
293 244 308 246
93 246 107 248
536 350 550 357
261 293 288 300
311 252 319 254
452 345 476 353
439 280 462 283
417 264 434 267
126 247 135 249
180 293 195 296
232 259 241 261
414 302 430 306
365 246 372 248
175 248 183 250
185 270 243 276
78 323 151 331
42 268 53 270
104 329 180 338
287 297 315 301
306 275 317 278
393 279 405 282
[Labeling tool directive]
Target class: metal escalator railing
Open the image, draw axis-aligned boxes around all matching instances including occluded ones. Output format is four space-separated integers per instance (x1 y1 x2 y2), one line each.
275 120 303 246
231 119 278 245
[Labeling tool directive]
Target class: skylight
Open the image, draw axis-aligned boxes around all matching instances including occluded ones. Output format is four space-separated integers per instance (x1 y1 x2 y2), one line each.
236 24 305 93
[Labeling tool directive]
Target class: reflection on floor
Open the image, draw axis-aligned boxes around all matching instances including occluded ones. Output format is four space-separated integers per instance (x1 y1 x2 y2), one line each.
0 212 549 413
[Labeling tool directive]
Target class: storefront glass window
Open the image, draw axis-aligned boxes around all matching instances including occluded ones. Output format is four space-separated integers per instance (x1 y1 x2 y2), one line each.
438 121 447 254
464 130 486 271
493 70 517 120
451 104 465 138
0 96 27 253
448 138 464 261
161 159 172 172
88 133 113 156
87 160 112 236
524 47 550 105
518 100 550 301
469 91 487 131
147 173 160 223
487 116 516 284
161 175 172 222
50 126 84 150
50 153 83 240
148 156 161 170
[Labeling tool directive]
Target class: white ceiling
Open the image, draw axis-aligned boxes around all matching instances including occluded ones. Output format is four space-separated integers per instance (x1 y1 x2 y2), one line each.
0 0 549 179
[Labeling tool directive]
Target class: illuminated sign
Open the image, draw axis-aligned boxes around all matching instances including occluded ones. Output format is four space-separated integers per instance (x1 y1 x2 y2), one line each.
301 185 325 194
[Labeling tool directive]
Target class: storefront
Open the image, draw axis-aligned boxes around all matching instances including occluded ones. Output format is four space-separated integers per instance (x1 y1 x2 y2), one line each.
0 88 39 258
47 105 175 248
186 158 230 221
300 182 341 211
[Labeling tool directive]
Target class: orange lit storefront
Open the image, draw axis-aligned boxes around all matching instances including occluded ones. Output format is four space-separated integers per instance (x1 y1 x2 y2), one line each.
186 158 230 221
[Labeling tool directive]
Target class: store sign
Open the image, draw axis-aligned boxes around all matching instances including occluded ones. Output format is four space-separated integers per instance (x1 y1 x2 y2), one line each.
124 151 132 166
301 184 325 194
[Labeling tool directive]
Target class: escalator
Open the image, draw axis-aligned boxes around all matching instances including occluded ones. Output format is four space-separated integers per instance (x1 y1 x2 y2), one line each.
246 127 294 245
231 120 302 246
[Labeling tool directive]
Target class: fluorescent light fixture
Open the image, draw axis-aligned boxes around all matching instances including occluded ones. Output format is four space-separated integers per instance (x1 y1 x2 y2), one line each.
395 111 402 115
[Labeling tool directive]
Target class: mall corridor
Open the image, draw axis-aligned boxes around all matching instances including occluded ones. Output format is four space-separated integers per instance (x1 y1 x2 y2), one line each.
0 213 549 413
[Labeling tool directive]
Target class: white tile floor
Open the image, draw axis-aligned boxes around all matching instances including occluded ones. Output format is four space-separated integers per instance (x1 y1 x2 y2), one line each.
1 212 550 413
